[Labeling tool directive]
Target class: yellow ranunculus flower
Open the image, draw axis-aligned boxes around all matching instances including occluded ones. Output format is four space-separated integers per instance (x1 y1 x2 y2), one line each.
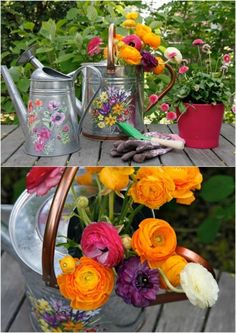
59 256 77 274
99 167 134 191
129 167 175 209
142 32 161 49
153 56 165 75
57 257 114 310
135 23 152 39
119 45 142 65
122 19 136 29
162 167 203 205
125 12 139 20
160 255 188 288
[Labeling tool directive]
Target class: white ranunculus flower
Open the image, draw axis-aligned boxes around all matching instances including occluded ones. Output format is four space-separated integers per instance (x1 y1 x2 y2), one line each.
164 47 183 64
180 263 219 309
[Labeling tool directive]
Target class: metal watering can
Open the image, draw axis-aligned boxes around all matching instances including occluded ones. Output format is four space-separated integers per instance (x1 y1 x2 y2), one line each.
80 23 176 140
1 47 102 156
1 168 216 332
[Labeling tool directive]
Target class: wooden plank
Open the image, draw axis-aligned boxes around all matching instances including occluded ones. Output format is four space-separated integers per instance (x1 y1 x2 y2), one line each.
1 252 26 332
68 135 101 166
140 305 162 332
36 155 69 166
212 136 235 166
204 272 235 332
1 125 17 139
154 299 207 332
221 123 235 145
2 144 38 167
9 298 34 332
1 127 25 163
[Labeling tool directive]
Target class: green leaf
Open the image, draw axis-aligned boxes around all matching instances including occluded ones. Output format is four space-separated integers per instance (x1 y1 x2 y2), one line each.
200 175 234 202
178 102 186 113
39 19 56 41
55 53 74 63
66 7 79 20
87 6 98 21
197 217 221 243
173 16 184 24
18 78 30 93
23 21 35 31
9 67 20 81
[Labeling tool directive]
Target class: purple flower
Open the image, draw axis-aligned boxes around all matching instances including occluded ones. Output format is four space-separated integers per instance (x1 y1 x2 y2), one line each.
51 112 65 125
115 256 159 307
99 103 110 115
141 51 158 72
48 100 60 111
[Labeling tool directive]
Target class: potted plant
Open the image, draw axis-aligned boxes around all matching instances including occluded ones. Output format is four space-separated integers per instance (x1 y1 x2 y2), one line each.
157 40 233 148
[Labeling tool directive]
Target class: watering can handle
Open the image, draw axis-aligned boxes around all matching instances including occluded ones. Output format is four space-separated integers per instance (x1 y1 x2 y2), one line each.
42 167 215 295
107 23 176 109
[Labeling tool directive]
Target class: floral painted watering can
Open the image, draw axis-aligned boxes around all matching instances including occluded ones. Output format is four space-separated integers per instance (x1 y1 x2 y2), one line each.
79 24 176 140
1 167 216 332
1 54 102 156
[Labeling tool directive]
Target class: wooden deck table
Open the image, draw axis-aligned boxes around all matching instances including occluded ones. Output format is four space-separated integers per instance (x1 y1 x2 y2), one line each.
1 124 235 167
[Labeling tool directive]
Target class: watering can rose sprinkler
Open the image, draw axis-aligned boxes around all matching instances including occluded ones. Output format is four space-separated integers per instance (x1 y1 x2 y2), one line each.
1 49 102 157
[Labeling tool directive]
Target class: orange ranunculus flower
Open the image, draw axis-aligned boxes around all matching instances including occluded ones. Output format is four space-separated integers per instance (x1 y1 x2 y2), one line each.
125 12 139 20
115 34 123 41
135 23 152 39
122 19 136 29
86 167 103 174
119 45 142 65
160 255 187 288
132 218 177 268
76 172 93 186
162 167 203 205
153 56 165 75
103 46 108 59
129 167 175 209
57 257 114 311
99 167 134 191
142 32 161 49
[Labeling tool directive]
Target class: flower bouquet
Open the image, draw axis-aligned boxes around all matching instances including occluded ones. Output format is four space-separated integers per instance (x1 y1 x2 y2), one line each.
26 166 219 328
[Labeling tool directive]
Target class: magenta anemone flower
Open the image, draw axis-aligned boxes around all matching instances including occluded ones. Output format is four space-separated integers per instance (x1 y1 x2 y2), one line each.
115 256 160 307
192 39 204 46
87 37 103 56
122 34 142 50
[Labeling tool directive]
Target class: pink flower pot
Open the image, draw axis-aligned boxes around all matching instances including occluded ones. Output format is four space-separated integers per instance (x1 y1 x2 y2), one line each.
177 103 224 148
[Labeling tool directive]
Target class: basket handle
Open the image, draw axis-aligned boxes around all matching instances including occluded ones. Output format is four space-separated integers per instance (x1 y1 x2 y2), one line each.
42 167 79 287
107 23 116 73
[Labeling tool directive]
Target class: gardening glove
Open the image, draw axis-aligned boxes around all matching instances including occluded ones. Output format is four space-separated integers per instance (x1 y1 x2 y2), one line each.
110 132 184 163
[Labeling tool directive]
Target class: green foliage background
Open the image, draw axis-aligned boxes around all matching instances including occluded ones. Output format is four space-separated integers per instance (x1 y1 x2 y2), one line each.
1 167 235 273
1 0 235 123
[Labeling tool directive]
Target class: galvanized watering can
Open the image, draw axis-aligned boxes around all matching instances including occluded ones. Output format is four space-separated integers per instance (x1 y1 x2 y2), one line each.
80 23 176 140
1 168 216 332
1 51 102 156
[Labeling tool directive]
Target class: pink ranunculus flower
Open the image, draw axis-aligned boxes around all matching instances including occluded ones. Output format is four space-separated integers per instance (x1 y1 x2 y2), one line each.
179 65 189 74
87 36 103 56
223 54 231 63
81 221 124 268
160 103 170 112
122 34 142 50
192 39 204 46
166 111 177 121
26 167 65 196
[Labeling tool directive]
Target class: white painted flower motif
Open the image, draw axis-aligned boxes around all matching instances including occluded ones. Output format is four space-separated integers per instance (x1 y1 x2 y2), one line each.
180 263 219 309
98 122 105 128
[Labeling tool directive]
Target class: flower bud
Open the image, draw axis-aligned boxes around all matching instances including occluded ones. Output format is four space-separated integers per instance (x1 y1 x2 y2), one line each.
59 256 76 274
77 196 89 209
121 235 132 250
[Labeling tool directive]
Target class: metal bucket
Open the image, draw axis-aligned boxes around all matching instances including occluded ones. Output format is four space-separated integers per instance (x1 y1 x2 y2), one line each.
80 24 176 140
6 168 145 332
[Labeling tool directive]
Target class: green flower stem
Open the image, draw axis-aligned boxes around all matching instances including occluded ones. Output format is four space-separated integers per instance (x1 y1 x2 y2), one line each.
126 204 144 230
197 46 203 71
78 207 91 226
119 197 133 224
158 268 184 293
109 191 114 222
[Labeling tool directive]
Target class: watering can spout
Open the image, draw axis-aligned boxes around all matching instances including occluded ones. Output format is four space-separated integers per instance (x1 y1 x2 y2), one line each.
1 65 28 136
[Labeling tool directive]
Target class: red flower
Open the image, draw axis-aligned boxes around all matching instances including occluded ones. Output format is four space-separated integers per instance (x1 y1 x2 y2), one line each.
81 221 124 267
34 99 43 107
87 37 103 56
179 65 189 74
26 167 65 196
122 34 142 50
223 54 231 63
192 39 204 46
28 100 33 112
166 111 177 121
